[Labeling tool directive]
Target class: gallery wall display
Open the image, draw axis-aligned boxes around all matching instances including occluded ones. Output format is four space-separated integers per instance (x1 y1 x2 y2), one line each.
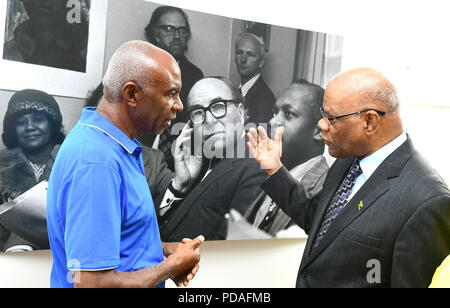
0 0 343 254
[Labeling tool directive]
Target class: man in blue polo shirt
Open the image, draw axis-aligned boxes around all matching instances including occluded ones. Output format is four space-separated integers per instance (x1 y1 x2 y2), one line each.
47 40 203 288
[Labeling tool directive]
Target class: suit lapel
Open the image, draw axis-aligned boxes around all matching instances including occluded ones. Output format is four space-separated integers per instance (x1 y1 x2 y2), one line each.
301 158 353 260
300 138 415 271
164 159 233 234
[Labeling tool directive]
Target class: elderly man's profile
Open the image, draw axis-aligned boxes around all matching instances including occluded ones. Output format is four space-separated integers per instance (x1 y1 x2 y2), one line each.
3 0 90 72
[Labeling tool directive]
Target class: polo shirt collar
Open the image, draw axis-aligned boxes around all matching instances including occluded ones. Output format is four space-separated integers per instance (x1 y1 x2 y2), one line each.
78 107 142 155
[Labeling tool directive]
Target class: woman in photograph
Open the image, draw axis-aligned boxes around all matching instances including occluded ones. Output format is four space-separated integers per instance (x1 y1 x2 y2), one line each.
0 89 65 252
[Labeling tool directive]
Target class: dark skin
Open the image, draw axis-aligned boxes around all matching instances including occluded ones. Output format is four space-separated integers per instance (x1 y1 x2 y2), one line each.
248 67 404 176
75 41 202 288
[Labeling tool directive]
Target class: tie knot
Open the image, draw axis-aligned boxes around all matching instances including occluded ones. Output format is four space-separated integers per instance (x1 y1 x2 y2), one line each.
350 159 362 178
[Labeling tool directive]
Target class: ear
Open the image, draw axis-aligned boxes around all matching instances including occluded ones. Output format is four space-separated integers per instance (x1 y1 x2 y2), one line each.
312 126 322 142
363 111 381 135
122 82 140 107
258 57 266 70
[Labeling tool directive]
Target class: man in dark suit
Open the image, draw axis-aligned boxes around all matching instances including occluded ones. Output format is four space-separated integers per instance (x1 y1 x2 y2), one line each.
157 77 267 242
248 67 450 287
235 33 276 126
145 6 204 170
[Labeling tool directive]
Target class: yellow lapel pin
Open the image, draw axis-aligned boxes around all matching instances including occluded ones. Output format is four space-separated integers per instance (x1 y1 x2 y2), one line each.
358 201 364 211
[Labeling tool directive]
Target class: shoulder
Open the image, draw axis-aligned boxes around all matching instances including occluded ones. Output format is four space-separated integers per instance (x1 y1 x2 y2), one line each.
179 57 204 77
400 151 449 199
57 124 123 169
247 77 276 101
0 148 26 168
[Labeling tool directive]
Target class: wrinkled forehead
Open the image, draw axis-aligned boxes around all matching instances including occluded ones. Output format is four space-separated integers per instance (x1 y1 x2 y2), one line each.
187 79 234 109
157 10 188 26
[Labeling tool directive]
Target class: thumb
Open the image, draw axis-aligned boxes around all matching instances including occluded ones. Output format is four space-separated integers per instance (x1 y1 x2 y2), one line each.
190 235 205 249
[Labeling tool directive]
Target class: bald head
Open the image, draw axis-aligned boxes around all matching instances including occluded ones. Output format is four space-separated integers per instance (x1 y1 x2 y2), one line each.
327 67 400 113
320 67 404 159
102 40 178 102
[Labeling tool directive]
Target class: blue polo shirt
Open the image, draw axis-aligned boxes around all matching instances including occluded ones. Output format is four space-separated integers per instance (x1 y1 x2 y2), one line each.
46 107 165 288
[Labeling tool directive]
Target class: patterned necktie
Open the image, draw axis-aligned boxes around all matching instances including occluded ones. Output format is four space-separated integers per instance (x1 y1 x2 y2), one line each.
312 159 362 250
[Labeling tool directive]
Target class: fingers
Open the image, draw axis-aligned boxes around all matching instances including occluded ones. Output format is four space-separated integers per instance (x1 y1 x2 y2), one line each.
275 126 284 143
190 235 205 249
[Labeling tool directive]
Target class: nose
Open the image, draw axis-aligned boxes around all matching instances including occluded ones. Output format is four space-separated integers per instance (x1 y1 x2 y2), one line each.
173 95 183 112
240 52 247 64
204 109 217 125
173 28 182 39
317 117 329 132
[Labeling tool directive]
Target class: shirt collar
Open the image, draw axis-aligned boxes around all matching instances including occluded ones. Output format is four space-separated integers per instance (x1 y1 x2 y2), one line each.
77 107 142 155
240 73 261 97
359 131 407 180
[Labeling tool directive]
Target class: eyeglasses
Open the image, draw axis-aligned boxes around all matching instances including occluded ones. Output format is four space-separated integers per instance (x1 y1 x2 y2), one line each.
156 25 190 37
320 107 386 125
189 100 238 125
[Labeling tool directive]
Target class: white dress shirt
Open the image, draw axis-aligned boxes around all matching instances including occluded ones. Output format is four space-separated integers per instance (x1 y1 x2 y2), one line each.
348 132 407 201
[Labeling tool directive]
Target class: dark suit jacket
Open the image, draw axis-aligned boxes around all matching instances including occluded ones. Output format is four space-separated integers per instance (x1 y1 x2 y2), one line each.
141 146 173 202
244 77 276 126
177 56 204 125
158 157 267 242
245 155 328 236
263 138 450 287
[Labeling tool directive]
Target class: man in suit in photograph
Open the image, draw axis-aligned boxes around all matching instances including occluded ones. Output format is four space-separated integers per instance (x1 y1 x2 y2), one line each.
157 77 267 242
145 5 204 170
247 67 450 287
227 80 329 239
235 32 276 126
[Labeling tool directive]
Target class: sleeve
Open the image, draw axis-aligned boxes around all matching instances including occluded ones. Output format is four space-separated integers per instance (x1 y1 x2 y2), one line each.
261 166 321 234
63 163 122 271
391 193 450 287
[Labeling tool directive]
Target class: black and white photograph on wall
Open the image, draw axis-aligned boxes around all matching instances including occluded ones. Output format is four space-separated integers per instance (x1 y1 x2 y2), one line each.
0 0 107 98
0 89 64 253
124 0 344 242
3 0 91 72
0 0 344 254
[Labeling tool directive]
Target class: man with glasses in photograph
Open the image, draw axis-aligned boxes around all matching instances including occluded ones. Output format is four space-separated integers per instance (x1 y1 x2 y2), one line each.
156 77 267 242
145 5 204 170
247 67 450 287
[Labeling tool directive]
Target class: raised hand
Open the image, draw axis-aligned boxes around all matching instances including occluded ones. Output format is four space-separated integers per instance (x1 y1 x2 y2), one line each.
172 122 203 193
247 126 284 176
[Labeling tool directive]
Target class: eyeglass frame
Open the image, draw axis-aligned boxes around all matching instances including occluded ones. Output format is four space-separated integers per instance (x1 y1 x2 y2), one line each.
155 25 190 37
188 100 241 125
320 107 386 124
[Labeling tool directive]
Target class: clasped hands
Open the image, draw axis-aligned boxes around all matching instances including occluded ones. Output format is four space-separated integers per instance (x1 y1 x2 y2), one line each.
163 235 204 287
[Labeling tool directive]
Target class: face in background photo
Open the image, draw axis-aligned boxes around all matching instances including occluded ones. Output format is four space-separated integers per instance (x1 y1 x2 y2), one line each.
235 34 265 84
145 6 191 61
269 81 324 169
187 77 245 159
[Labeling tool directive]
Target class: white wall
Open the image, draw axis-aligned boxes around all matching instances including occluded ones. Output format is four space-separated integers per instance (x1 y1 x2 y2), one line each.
1 0 449 288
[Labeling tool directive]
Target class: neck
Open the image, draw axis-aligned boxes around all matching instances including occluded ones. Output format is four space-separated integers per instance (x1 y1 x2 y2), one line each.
96 98 137 139
24 143 54 165
362 114 404 159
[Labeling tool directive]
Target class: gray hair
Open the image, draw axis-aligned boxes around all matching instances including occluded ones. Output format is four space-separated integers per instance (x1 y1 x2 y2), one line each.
235 32 266 58
102 41 153 102
362 82 400 113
